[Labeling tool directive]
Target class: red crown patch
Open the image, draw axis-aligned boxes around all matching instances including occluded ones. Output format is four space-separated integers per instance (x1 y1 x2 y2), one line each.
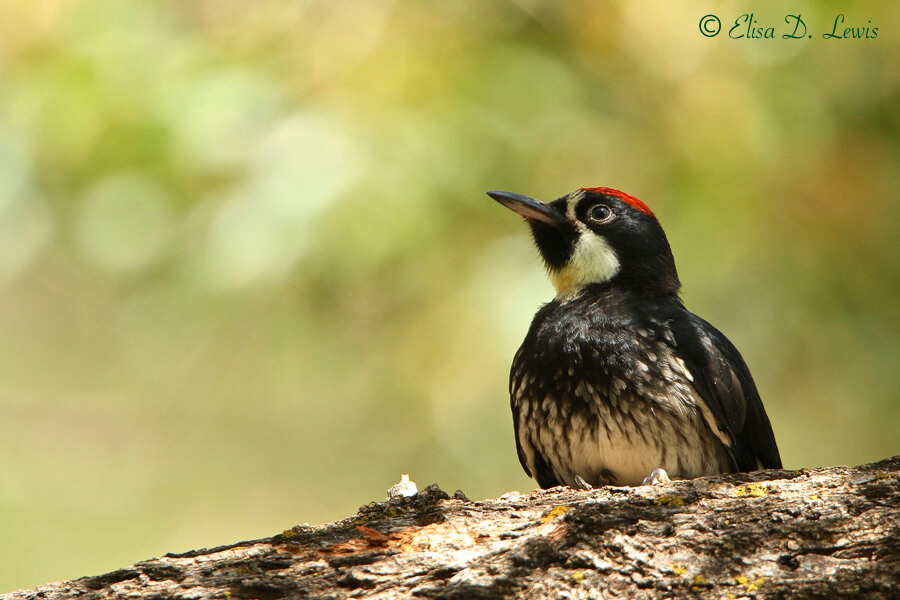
580 187 654 216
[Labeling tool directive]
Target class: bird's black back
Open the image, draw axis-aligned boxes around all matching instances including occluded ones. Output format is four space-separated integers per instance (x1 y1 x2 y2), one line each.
664 306 782 471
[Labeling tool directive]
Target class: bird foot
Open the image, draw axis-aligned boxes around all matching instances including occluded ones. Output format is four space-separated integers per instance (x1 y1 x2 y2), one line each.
574 474 593 490
642 468 671 486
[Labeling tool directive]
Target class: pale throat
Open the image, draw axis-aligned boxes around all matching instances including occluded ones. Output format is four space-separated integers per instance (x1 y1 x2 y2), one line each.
549 230 621 297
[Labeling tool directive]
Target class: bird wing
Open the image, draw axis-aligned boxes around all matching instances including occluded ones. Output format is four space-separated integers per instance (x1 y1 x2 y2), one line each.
669 311 782 471
510 343 563 488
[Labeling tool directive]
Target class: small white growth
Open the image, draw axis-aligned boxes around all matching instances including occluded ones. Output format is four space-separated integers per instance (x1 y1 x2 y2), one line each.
387 473 418 499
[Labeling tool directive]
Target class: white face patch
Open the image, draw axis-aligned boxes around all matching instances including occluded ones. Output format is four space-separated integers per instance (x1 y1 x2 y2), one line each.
564 191 584 221
548 192 621 297
550 229 621 297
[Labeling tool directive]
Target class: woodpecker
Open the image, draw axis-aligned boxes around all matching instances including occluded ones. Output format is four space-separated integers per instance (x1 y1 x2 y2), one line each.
488 187 781 488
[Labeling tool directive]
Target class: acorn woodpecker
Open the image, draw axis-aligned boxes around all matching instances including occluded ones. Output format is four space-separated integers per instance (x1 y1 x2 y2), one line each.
488 187 782 488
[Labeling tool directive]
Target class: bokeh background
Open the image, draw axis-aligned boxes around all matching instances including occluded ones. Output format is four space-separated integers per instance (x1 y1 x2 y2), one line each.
1 0 898 591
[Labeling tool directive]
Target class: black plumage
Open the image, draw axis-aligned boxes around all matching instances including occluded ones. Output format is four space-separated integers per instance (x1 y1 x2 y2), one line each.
489 187 781 488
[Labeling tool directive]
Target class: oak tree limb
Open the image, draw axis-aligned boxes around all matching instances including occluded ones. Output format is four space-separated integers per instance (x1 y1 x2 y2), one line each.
5 456 899 599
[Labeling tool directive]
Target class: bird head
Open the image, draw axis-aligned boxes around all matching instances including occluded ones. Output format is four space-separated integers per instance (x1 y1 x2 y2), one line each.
488 187 680 298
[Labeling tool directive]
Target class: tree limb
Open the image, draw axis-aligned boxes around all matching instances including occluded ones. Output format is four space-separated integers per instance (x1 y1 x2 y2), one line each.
6 456 899 599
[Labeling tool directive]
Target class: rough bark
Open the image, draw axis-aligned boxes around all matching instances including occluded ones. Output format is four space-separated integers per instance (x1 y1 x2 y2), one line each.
5 457 899 600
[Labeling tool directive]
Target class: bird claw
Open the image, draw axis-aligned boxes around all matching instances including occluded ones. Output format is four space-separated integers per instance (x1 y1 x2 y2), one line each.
574 474 593 490
642 468 671 486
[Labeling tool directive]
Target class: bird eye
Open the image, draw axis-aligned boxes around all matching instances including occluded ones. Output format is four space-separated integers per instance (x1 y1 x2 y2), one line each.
588 204 613 223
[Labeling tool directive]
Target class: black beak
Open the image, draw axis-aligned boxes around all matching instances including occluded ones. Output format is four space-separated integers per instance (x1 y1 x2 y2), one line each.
487 191 565 228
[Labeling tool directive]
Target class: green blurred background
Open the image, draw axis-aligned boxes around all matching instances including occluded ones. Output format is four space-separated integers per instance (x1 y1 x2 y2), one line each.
1 0 898 592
